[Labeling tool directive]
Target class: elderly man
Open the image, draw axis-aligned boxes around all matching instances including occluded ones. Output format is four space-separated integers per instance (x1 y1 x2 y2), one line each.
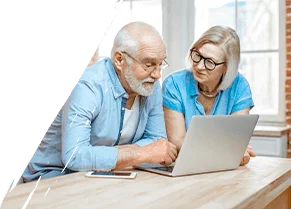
23 22 178 182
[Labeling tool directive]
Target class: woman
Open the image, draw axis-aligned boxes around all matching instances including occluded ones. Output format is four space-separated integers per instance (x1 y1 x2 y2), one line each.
162 26 255 166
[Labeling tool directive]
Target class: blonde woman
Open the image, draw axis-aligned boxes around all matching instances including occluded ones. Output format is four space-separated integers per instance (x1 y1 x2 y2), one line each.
163 26 255 166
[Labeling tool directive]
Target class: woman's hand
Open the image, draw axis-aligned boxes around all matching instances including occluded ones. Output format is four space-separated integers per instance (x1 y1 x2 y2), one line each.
240 145 256 166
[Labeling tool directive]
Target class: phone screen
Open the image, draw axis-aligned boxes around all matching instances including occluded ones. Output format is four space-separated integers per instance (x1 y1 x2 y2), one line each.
91 171 132 176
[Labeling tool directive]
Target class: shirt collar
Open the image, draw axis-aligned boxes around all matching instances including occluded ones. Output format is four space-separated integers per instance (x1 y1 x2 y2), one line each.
187 70 199 97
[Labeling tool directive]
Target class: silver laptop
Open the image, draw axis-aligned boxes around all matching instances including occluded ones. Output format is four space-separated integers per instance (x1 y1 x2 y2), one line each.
135 115 259 177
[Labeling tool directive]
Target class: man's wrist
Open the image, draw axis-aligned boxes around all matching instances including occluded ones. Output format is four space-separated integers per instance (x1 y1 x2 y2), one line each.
135 145 148 164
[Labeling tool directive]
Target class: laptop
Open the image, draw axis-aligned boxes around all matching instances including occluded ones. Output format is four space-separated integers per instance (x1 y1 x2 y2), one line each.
135 115 259 177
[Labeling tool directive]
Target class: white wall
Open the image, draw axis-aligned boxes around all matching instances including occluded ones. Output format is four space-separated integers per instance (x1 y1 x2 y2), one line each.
162 0 195 80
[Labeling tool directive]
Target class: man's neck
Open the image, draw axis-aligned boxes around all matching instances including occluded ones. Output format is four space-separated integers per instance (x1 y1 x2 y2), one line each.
126 94 138 109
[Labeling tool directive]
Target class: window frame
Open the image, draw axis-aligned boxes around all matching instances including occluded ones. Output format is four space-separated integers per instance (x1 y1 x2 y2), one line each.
237 0 286 123
162 0 286 124
98 0 286 124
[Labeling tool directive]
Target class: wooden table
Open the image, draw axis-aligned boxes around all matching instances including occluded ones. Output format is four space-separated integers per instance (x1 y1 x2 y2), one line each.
2 157 291 209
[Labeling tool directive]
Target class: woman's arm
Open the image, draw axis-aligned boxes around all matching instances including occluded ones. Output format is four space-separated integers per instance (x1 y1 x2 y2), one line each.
231 107 250 115
163 106 186 151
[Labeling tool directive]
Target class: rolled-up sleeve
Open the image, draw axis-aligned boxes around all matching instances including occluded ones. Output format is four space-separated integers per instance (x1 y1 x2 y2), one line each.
162 75 184 113
61 80 118 171
232 78 254 113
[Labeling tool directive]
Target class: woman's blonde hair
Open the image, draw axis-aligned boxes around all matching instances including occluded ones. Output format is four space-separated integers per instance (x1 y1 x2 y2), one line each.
186 26 240 90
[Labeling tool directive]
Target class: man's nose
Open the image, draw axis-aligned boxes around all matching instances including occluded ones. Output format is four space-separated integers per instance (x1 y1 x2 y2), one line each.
150 68 162 80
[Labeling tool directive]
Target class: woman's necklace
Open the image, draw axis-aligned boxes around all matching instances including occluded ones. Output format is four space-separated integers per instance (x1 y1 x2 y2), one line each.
197 94 215 115
198 84 219 98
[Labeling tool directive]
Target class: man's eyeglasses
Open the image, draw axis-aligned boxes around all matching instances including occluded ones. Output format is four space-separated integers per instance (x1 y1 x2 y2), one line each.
190 49 225 71
121 51 169 73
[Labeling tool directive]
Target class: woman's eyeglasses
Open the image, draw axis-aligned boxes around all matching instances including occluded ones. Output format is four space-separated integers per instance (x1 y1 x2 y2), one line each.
190 49 225 71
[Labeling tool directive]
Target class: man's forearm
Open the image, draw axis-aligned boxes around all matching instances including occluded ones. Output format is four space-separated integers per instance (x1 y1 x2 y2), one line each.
114 144 146 169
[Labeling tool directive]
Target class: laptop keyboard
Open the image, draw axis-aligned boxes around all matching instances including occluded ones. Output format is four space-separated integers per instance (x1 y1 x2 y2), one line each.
151 166 174 172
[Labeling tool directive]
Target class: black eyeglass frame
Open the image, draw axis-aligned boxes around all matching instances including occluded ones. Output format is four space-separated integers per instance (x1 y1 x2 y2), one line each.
190 49 225 71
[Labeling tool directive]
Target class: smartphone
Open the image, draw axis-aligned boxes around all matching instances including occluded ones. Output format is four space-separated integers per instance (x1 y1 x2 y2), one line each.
85 171 137 179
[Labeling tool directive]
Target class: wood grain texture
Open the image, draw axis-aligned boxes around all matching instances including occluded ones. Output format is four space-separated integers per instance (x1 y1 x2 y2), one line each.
265 187 291 209
2 157 291 209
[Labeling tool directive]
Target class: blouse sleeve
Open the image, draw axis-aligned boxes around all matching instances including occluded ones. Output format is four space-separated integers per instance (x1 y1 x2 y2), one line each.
162 75 184 113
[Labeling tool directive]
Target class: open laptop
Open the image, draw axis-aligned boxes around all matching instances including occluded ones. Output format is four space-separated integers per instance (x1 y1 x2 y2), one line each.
135 115 259 177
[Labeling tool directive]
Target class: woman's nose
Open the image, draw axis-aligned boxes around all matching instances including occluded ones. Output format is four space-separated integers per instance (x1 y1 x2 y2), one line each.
196 59 205 71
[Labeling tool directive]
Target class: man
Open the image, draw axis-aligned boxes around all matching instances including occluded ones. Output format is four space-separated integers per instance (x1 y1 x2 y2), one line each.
23 22 178 182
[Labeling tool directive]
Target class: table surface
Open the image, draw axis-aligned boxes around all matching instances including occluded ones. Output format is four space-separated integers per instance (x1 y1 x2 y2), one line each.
2 156 291 209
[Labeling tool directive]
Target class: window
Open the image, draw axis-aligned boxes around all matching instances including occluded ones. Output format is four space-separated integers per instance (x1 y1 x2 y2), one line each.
96 0 285 123
194 0 285 123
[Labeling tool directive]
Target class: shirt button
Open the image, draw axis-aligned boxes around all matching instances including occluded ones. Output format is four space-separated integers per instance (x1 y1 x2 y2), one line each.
122 107 125 111
120 130 122 134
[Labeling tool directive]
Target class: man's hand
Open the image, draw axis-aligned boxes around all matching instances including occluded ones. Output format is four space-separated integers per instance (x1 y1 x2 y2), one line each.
139 138 178 166
240 145 256 166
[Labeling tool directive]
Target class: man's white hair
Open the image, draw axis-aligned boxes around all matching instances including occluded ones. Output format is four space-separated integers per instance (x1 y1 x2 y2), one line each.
111 21 162 59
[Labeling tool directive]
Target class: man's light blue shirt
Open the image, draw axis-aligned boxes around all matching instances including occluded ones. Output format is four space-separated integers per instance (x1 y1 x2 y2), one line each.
162 69 254 130
23 58 166 182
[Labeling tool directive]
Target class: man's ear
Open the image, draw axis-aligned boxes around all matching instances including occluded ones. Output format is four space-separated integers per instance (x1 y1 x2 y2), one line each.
113 51 125 72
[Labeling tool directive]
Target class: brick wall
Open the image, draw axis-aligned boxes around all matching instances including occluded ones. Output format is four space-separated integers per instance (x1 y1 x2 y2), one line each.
286 0 291 157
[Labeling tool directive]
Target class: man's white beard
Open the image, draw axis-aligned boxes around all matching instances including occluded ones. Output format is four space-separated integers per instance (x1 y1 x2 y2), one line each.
125 66 156 96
